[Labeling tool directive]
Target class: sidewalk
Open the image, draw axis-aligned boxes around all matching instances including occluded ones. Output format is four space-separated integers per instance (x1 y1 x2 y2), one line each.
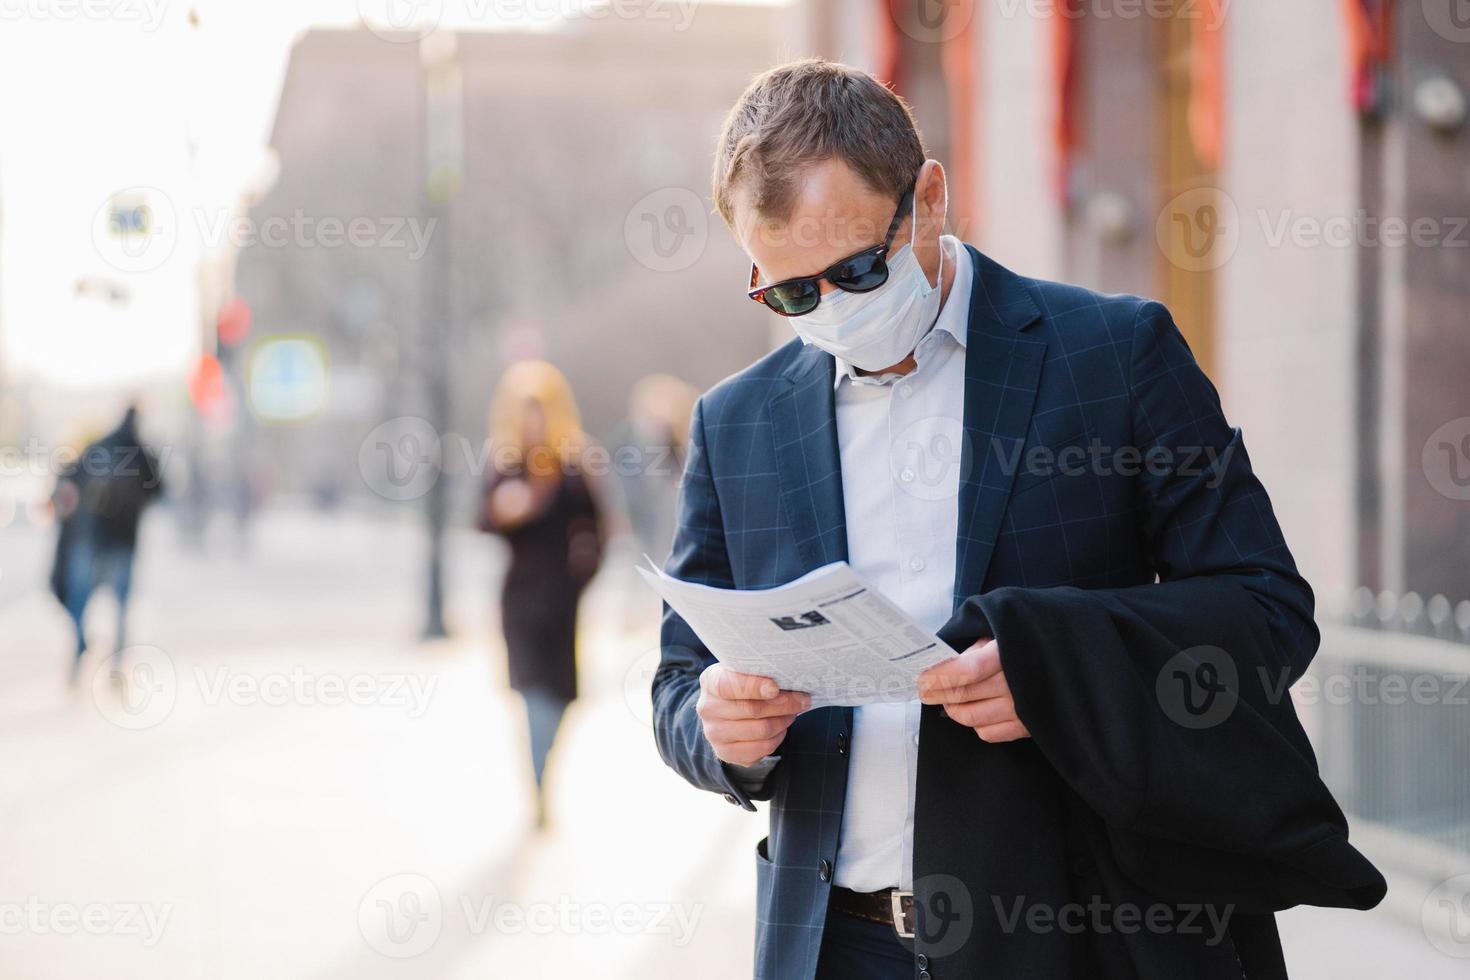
0 509 760 980
0 508 1460 978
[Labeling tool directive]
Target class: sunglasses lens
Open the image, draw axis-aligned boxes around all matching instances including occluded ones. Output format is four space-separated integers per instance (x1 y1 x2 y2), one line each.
764 280 821 317
829 251 889 293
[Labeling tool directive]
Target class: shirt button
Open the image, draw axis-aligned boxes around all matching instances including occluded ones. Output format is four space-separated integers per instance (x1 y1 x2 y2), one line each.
818 859 832 882
917 954 929 969
899 468 916 483
909 556 926 572
898 384 914 398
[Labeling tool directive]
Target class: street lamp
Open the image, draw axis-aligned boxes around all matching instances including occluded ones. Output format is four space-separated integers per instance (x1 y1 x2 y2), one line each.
418 30 463 640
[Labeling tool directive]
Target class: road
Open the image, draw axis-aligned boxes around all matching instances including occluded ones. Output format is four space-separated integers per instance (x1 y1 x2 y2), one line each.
0 507 1460 978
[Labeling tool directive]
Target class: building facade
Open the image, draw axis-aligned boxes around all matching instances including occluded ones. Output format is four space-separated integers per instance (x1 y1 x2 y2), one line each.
235 8 781 504
787 0 1470 930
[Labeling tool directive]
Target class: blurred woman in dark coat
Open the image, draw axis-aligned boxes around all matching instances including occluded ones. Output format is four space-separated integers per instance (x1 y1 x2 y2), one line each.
478 361 603 830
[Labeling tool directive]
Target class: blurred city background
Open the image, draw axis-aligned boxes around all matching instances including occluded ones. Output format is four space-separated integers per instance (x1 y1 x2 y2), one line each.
1 0 1468 977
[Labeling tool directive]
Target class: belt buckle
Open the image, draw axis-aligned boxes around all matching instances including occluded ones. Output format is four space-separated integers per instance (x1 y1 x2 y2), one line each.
890 889 915 939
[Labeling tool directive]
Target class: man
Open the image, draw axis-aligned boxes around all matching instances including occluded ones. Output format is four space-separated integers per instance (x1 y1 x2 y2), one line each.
50 404 164 684
651 60 1383 979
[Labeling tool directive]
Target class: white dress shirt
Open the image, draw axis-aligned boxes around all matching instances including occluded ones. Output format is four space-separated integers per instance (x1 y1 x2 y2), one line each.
831 235 970 892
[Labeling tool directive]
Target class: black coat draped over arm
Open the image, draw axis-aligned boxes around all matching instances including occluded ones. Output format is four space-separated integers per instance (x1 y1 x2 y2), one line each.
933 302 1385 923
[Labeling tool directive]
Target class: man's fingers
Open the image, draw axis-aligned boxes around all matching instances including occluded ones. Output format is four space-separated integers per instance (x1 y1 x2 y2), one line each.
943 697 1016 729
736 690 811 719
975 720 1030 743
699 690 810 720
917 654 977 692
919 671 1009 706
917 639 1002 700
702 665 780 701
704 715 797 746
911 655 970 693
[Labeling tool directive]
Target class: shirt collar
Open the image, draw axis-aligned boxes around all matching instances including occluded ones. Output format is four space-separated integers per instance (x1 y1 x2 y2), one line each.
833 235 972 390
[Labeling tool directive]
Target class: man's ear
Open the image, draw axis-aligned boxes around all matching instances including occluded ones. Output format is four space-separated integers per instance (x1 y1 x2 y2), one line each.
915 159 948 239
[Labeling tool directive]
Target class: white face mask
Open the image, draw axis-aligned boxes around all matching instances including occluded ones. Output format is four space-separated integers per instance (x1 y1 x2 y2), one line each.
791 216 944 373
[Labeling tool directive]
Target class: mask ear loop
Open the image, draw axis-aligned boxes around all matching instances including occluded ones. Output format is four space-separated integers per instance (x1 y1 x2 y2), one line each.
914 188 946 291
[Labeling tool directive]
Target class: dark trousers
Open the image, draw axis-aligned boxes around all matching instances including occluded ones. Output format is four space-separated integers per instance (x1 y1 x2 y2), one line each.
64 539 135 660
814 908 915 980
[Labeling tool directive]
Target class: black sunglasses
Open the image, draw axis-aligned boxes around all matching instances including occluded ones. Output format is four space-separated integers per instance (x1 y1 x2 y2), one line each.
746 186 916 318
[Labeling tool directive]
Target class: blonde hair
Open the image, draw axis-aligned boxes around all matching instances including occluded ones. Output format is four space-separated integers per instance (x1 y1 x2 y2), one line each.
488 360 587 478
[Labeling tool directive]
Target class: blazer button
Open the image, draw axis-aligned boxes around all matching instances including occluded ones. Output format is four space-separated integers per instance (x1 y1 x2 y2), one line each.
836 732 848 754
916 953 928 969
818 859 832 882
918 971 931 980
723 793 739 806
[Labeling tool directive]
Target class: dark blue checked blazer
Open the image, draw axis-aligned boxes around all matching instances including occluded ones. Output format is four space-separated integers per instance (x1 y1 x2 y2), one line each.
651 245 1317 980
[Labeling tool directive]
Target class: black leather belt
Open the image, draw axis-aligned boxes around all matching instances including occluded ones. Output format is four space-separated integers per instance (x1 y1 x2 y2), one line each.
828 885 916 939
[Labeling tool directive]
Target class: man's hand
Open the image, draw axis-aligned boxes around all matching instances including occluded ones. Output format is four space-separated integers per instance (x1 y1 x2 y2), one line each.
697 664 812 767
917 638 1030 743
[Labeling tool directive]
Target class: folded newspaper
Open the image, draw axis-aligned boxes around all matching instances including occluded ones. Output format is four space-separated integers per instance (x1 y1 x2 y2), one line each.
637 559 955 707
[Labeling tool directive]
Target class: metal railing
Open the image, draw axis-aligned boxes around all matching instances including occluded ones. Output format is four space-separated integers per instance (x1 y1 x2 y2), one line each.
1346 587 1470 645
1309 621 1470 863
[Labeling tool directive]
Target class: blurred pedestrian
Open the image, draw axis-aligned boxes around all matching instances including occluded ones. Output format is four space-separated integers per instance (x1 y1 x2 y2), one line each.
477 361 603 830
49 405 164 684
613 374 696 567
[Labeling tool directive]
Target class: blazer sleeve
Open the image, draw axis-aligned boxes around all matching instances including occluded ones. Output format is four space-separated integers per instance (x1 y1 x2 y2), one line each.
650 397 774 811
1125 301 1319 678
938 302 1385 912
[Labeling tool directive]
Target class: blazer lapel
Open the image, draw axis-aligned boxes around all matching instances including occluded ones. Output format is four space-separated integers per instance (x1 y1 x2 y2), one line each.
769 344 849 573
952 246 1047 606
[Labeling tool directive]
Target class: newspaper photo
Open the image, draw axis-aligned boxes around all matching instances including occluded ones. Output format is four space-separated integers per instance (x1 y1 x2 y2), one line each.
637 559 955 707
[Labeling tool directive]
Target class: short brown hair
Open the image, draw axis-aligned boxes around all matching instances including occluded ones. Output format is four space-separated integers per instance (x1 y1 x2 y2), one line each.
712 59 927 226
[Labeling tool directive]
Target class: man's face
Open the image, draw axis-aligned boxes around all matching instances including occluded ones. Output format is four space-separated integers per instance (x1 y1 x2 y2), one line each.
732 157 946 298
